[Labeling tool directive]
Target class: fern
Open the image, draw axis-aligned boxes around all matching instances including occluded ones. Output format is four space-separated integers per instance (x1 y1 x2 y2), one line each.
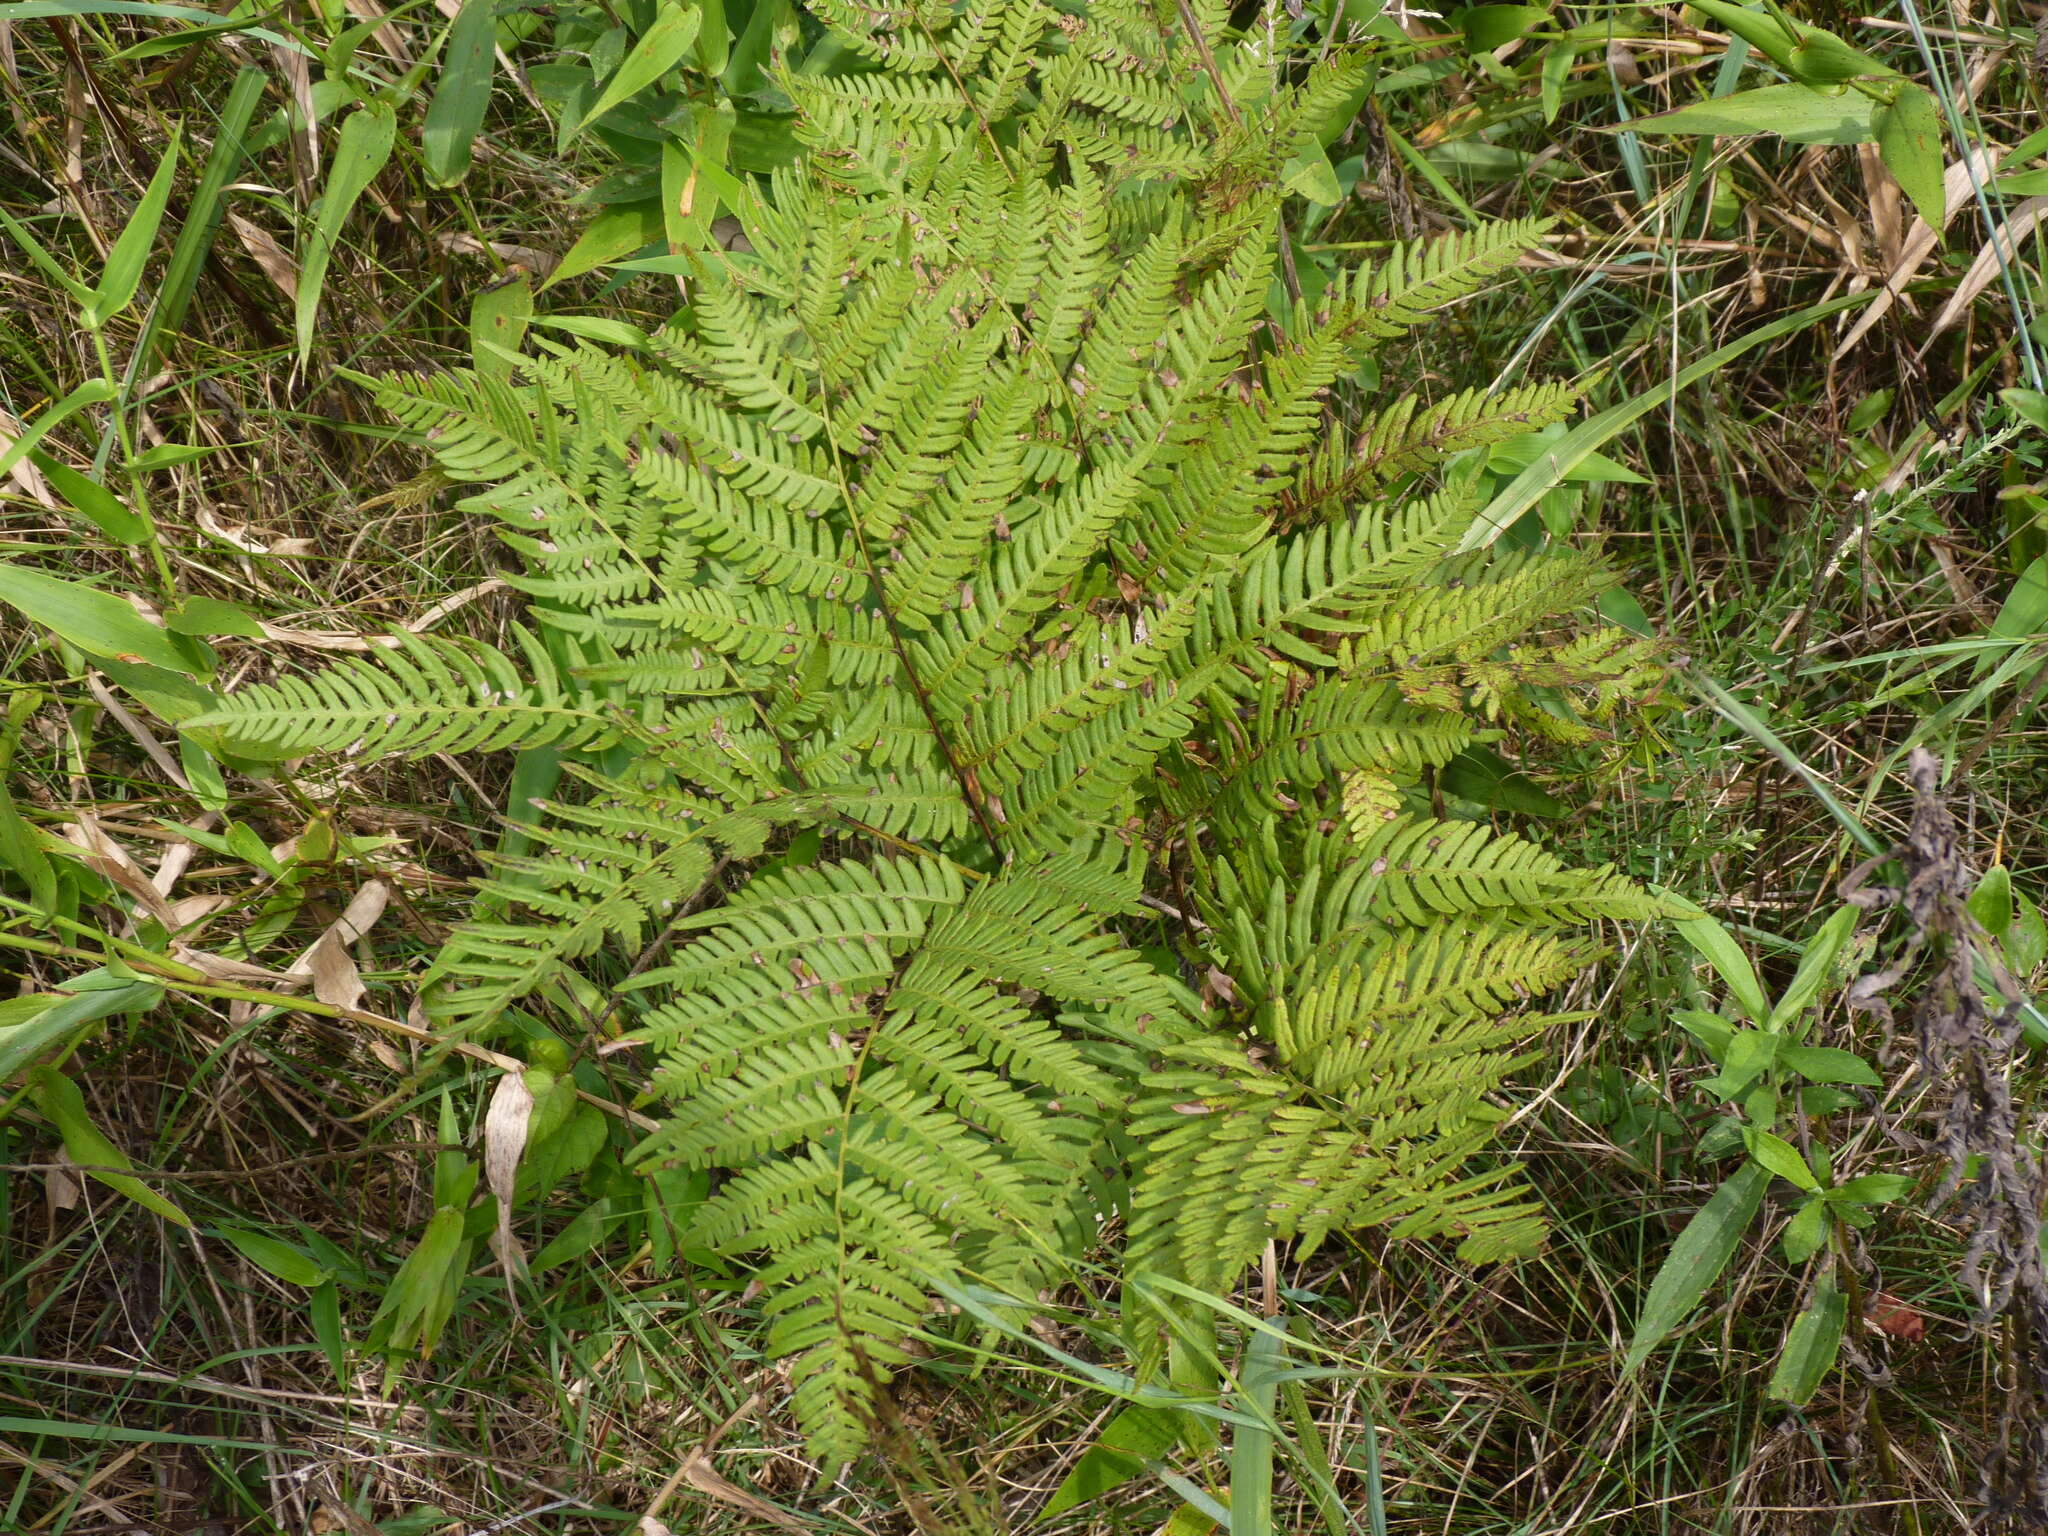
188 0 1673 1466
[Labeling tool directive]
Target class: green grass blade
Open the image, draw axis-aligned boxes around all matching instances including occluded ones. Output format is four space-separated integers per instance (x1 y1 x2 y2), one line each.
83 127 180 328
1229 1317 1287 1536
1459 291 1878 551
142 65 266 363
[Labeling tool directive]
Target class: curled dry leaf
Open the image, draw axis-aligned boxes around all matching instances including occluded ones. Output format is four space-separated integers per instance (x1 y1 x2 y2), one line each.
484 1067 534 1292
0 412 57 507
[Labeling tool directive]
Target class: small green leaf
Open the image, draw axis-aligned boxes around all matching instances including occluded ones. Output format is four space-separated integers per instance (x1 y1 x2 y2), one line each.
1622 83 1878 146
1834 1172 1913 1205
469 276 534 378
84 129 182 328
1673 912 1770 1024
1460 5 1548 52
542 199 663 288
1043 1405 1183 1518
1767 1279 1847 1405
568 0 700 136
1625 1162 1769 1372
1874 84 1945 232
1280 150 1343 206
1767 906 1858 1028
1744 1127 1820 1191
28 1067 193 1227
423 0 497 186
1703 1026 1779 1100
0 562 191 672
1969 864 2015 938
1777 1044 1881 1087
216 1224 331 1287
1781 1195 1832 1264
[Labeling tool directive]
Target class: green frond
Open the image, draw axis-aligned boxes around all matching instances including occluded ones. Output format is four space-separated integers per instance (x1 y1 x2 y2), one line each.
1333 217 1555 345
186 629 614 759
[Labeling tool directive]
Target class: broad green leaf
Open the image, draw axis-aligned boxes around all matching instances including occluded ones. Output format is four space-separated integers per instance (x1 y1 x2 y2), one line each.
0 562 191 672
470 276 534 378
294 102 398 363
165 595 266 638
216 1224 331 1286
0 380 116 481
1281 150 1343 206
2005 388 2048 435
28 1066 193 1227
1970 864 2016 937
1622 83 1877 146
1539 38 1571 123
0 705 56 917
423 0 497 186
1624 1162 1768 1372
1673 912 1770 1023
2009 896 2048 976
542 199 663 288
1743 1127 1820 1191
1704 1026 1778 1099
1767 905 1858 1027
1780 1195 1831 1264
1228 1318 1286 1536
694 0 726 77
1673 1008 1734 1061
1767 1280 1847 1405
25 448 148 543
84 128 181 327
1777 1044 1881 1087
1044 1405 1184 1518
569 0 699 136
1875 85 1945 234
1440 744 1566 817
0 980 160 1081
1460 4 1547 52
1833 1173 1913 1205
530 1199 610 1272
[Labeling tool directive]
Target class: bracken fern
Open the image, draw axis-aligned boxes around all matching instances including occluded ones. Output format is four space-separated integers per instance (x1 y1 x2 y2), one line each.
192 0 1670 1463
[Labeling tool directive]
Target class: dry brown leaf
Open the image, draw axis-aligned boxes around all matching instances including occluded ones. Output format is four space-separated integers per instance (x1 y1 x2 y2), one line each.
271 43 317 202
1920 195 2048 349
46 1148 82 1217
226 213 299 301
297 881 391 1009
58 818 176 925
340 0 413 65
672 1451 810 1535
1831 144 1999 361
435 232 558 277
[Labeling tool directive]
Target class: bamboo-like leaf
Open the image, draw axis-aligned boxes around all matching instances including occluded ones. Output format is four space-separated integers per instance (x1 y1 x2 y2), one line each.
294 102 397 364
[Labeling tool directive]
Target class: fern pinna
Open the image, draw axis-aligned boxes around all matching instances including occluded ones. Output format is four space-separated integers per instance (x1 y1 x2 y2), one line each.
191 0 1666 1462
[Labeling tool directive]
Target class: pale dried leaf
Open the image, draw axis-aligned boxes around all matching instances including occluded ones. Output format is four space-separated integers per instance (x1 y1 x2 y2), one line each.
0 412 57 507
226 213 299 301
675 1451 810 1534
1832 144 1999 361
485 1069 534 1290
305 932 365 1011
1920 196 2048 348
46 1147 81 1215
